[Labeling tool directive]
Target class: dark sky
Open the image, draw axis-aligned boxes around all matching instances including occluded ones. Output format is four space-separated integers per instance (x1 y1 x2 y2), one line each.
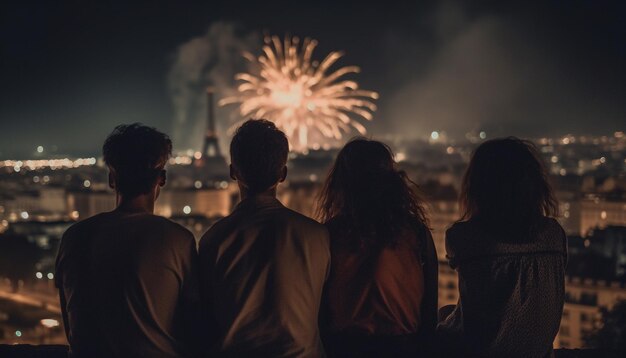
1 0 625 157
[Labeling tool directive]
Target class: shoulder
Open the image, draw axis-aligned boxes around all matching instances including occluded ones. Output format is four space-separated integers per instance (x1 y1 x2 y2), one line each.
60 212 107 245
152 215 191 235
540 217 565 236
198 214 244 256
537 216 567 250
112 213 196 252
148 215 195 246
280 207 329 238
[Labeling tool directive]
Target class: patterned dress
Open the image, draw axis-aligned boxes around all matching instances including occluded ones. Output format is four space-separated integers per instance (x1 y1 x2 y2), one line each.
437 217 567 357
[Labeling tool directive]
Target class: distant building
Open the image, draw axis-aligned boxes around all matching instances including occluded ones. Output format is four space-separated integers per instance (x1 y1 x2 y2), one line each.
155 187 234 219
1 187 67 220
555 190 582 236
580 197 626 236
66 190 115 220
556 277 626 349
575 226 626 278
438 261 459 307
429 200 459 261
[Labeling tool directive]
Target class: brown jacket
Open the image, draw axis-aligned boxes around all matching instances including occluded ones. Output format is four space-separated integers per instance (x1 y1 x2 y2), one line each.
199 196 330 357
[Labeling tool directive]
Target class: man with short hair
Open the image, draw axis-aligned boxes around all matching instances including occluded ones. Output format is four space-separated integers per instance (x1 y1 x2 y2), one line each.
56 123 200 357
199 119 330 357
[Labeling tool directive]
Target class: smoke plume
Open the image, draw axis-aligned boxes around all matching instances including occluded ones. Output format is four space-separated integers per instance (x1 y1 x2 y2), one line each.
167 22 259 152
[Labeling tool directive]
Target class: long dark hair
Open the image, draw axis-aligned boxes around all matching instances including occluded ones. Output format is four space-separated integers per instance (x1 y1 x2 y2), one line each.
318 138 429 248
459 137 559 236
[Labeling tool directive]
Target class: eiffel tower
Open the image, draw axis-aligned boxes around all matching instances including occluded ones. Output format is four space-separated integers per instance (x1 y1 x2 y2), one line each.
202 87 221 158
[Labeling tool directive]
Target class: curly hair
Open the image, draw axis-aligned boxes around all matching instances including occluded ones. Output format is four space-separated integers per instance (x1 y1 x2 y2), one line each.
318 138 429 248
459 137 559 237
230 119 289 192
102 123 172 198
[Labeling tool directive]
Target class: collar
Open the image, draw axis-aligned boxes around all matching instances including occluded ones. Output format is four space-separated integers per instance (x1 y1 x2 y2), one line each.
234 195 284 212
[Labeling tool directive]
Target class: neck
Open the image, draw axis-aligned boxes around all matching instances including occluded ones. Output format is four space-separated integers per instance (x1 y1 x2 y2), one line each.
115 193 155 214
239 184 277 202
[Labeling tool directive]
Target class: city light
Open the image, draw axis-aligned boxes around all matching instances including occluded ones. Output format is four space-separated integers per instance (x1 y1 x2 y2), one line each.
47 273 54 280
20 211 29 220
83 180 91 188
40 319 60 328
15 330 22 337
194 181 202 189
37 146 44 153
431 131 440 140
0 157 97 171
183 205 191 215
35 272 43 279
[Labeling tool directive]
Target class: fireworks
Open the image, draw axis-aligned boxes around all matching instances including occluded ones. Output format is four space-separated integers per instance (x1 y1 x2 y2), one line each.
220 35 379 150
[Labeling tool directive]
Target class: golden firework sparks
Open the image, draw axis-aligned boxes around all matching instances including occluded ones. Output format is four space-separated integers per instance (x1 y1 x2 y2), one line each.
220 35 379 150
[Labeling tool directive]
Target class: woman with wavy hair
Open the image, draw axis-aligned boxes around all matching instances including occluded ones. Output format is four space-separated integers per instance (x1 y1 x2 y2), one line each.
437 137 567 358
318 138 438 357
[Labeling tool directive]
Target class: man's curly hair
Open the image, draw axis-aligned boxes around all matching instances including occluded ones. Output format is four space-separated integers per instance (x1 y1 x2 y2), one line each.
103 123 172 198
230 119 289 192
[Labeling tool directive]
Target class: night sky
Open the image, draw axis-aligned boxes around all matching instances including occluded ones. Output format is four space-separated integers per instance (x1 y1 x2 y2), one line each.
1 0 625 157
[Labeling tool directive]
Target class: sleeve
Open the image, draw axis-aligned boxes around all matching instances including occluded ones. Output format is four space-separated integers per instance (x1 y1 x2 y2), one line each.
318 225 332 342
197 232 220 350
179 234 203 356
54 228 71 289
420 227 439 340
55 228 72 340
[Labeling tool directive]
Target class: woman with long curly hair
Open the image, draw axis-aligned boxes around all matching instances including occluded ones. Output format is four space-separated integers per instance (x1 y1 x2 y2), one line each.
437 137 567 357
318 138 438 357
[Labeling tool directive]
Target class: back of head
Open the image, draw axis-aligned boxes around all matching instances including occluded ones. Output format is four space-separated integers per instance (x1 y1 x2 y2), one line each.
230 119 289 193
460 137 558 238
319 138 428 248
103 123 172 198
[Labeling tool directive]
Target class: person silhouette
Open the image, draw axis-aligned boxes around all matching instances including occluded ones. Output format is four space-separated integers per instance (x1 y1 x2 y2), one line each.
198 119 330 357
56 124 200 357
317 138 438 358
437 137 567 357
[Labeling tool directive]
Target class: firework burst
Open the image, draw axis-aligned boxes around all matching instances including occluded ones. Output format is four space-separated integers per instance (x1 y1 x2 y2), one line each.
219 35 379 150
